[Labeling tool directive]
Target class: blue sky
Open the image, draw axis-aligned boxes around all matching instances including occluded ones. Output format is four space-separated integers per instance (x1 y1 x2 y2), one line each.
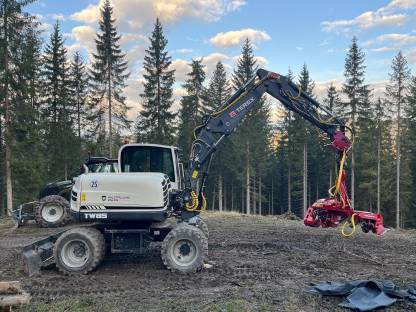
27 0 416 119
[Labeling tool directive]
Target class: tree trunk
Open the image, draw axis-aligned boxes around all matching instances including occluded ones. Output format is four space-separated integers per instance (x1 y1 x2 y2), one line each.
287 111 292 213
231 182 234 211
271 172 274 215
351 105 356 208
108 71 113 157
77 82 81 139
396 98 401 229
287 166 291 213
246 142 250 215
252 171 256 214
211 185 215 211
218 175 223 212
4 13 12 215
0 115 3 216
224 181 227 212
377 121 381 214
241 176 244 213
268 192 271 215
303 144 308 217
259 174 262 215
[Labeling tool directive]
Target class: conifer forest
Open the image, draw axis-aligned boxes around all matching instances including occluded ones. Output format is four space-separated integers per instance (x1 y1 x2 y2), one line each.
2 0 416 230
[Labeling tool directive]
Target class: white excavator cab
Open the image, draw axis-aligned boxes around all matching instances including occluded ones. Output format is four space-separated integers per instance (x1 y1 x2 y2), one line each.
70 144 184 223
118 144 184 191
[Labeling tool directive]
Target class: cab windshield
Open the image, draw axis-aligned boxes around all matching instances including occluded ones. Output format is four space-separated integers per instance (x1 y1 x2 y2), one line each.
121 146 175 182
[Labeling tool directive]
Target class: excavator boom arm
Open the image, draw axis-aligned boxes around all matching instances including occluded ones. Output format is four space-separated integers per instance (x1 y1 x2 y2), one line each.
180 69 351 213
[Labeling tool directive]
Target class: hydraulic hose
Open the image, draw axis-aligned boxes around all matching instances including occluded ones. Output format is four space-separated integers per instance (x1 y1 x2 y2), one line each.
341 213 357 237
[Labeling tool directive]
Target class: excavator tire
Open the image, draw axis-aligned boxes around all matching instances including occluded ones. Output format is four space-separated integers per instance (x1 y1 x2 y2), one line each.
161 223 208 273
54 227 106 275
35 195 71 228
194 217 209 239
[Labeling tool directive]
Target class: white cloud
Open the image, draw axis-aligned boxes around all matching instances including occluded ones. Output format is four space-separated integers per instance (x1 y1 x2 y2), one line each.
313 79 389 103
38 22 53 32
365 33 416 52
385 0 416 10
232 55 269 68
71 0 246 29
71 4 101 24
47 13 65 21
406 49 416 63
175 48 194 54
124 79 144 120
170 59 191 82
201 53 231 77
210 28 271 48
255 56 268 67
322 12 407 33
296 47 304 51
70 25 96 56
68 0 248 122
366 33 416 45
321 0 415 33
173 87 187 98
319 40 329 46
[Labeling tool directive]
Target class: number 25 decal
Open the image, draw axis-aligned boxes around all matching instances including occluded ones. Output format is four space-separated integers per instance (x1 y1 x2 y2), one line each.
90 180 98 188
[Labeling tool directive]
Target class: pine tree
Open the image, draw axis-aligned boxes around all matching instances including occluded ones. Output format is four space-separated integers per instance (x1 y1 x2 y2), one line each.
324 84 341 187
0 0 36 213
90 0 130 157
41 21 76 180
177 59 206 158
231 39 270 215
202 61 231 211
136 18 175 145
290 64 316 215
405 76 416 227
285 68 294 213
342 37 371 208
385 51 410 228
70 51 88 141
12 23 46 204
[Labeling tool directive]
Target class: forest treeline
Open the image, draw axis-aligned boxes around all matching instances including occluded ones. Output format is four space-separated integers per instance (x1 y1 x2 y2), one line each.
1 0 416 228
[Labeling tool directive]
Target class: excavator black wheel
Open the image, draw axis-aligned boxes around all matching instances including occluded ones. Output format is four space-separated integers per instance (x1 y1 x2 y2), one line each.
161 223 208 273
35 195 71 228
54 227 106 275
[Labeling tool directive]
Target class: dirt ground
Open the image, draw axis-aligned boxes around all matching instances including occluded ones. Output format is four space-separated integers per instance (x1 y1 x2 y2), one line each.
1 212 416 312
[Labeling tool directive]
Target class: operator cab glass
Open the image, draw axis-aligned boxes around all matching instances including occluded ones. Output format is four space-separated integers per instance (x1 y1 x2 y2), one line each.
120 146 175 182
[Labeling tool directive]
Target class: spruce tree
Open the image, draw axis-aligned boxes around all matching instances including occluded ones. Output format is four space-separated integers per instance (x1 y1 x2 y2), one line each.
385 51 410 228
90 0 130 157
202 61 231 211
70 51 88 140
405 76 416 227
177 59 206 158
0 0 36 213
10 17 45 205
292 64 316 215
285 68 294 213
324 84 341 187
342 37 370 208
231 39 270 215
136 18 175 145
42 21 76 180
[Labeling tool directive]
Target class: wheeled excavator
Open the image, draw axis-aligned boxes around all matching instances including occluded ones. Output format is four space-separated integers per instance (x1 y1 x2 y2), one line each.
22 69 384 276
